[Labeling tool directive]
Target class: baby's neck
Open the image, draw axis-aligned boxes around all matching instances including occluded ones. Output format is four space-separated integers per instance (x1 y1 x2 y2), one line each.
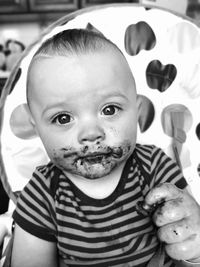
65 162 126 199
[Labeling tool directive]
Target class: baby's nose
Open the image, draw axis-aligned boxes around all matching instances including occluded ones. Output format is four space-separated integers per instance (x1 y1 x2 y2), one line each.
78 122 105 144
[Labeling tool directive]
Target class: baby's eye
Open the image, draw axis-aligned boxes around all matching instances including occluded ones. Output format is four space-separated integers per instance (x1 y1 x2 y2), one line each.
102 105 120 116
52 113 72 125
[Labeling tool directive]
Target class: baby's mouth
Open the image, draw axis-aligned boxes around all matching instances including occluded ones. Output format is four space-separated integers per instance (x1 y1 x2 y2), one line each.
61 145 129 164
54 143 132 179
78 152 112 165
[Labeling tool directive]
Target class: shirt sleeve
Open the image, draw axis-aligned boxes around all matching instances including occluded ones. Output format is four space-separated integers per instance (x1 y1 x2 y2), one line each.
12 166 57 242
150 146 187 190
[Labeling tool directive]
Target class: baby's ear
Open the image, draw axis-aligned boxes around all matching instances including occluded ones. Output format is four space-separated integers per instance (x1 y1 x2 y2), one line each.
137 94 155 133
10 103 38 139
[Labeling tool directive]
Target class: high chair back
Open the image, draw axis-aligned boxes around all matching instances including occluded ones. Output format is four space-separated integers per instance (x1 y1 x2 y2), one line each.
1 3 200 205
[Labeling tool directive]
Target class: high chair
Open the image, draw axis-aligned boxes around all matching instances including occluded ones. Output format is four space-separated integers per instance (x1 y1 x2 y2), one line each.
1 2 200 266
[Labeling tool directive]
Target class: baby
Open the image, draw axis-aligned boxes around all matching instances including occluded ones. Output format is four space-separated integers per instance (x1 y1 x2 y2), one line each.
10 29 200 267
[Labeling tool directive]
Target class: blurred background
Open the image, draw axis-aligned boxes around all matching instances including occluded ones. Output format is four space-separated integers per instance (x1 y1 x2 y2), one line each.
0 0 199 214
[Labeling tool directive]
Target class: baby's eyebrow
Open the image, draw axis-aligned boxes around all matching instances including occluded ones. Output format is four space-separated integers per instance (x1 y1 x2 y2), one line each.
42 102 69 116
101 92 129 101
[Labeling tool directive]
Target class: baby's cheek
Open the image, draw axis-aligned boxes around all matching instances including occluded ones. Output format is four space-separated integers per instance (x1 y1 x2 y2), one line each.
106 126 118 140
120 127 137 149
108 124 136 142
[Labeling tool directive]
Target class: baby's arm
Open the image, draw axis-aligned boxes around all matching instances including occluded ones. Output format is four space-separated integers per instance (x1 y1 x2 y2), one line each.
11 224 58 267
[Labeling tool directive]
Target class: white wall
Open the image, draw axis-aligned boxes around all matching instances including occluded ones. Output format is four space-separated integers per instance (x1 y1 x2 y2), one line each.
141 0 188 14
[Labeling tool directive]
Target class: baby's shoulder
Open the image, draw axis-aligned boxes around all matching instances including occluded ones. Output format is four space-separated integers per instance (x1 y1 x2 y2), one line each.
135 143 160 158
33 162 63 197
134 143 164 170
36 161 59 179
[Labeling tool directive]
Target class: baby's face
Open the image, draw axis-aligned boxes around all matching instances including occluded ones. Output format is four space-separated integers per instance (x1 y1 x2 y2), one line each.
28 49 138 180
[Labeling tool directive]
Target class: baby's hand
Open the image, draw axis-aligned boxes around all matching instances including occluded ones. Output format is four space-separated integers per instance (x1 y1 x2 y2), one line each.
144 183 200 262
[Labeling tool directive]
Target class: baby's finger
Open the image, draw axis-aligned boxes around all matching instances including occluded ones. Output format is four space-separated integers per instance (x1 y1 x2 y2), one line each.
143 183 183 211
157 218 193 243
152 198 186 226
165 235 200 261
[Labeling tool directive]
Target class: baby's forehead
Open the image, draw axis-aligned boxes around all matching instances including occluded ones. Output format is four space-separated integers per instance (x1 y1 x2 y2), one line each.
27 48 135 99
28 47 130 79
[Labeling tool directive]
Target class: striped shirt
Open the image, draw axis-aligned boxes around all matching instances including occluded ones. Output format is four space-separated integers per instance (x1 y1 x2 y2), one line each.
13 144 187 266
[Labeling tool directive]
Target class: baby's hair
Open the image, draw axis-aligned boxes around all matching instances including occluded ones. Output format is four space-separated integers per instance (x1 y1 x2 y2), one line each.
34 28 122 57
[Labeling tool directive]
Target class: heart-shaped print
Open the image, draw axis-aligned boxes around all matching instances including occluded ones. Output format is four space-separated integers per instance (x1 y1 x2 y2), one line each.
124 21 156 56
146 60 177 92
